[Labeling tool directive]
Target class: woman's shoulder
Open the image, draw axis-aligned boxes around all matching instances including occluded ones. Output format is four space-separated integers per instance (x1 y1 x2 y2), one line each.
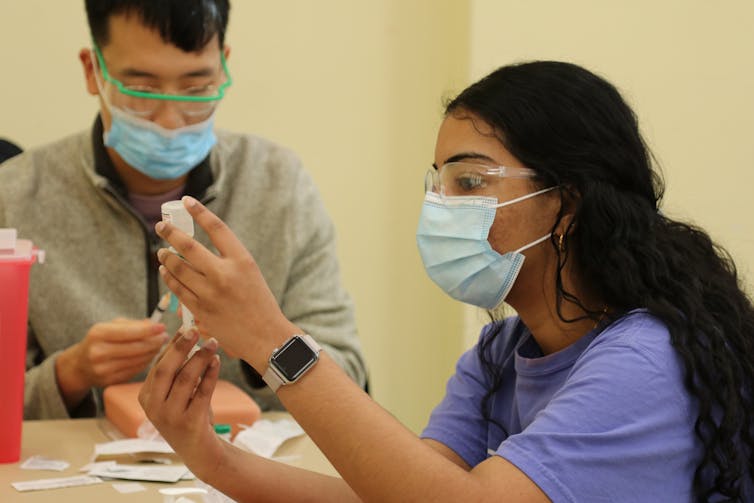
581 309 683 379
594 309 670 350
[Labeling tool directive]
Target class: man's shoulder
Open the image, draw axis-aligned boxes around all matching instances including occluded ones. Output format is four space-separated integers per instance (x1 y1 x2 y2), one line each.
214 129 301 165
211 129 312 189
0 129 91 182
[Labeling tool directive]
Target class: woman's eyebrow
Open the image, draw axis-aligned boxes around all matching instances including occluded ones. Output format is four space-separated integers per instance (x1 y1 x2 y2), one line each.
435 152 497 168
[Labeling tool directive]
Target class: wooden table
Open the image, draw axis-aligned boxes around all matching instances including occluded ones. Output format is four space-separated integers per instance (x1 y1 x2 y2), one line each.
0 413 336 501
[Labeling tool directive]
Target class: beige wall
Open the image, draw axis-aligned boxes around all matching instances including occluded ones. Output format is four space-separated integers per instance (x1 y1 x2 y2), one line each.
1 0 468 433
221 1 469 431
3 1 752 432
462 0 754 347
1 1 96 144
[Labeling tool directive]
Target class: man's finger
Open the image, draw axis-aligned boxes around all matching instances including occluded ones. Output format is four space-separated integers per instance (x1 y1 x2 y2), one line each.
98 320 166 343
101 334 167 359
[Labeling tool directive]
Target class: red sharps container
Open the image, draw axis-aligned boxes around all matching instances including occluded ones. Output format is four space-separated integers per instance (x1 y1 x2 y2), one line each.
0 229 43 463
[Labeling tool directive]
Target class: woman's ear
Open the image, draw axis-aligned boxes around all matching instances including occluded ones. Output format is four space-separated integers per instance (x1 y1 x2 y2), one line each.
555 185 580 238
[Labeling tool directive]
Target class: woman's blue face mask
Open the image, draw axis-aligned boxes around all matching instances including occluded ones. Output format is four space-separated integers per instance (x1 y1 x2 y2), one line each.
416 187 555 309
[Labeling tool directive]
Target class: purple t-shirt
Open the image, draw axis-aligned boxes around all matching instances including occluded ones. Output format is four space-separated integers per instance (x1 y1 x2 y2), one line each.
422 311 701 502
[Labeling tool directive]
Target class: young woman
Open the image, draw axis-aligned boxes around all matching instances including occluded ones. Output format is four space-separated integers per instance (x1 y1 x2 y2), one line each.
141 61 753 502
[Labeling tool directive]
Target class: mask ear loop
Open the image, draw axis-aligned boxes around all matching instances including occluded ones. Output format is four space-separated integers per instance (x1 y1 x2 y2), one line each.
499 186 559 254
89 48 152 119
90 49 115 110
514 233 552 254
492 186 556 208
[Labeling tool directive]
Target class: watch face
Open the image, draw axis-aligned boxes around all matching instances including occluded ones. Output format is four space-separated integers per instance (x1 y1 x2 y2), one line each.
273 336 318 381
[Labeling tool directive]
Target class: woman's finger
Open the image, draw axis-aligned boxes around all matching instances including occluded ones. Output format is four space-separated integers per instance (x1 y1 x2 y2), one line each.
156 247 212 300
187 354 221 418
140 329 200 412
158 264 200 315
154 219 220 276
164 338 219 412
180 196 249 260
151 331 185 368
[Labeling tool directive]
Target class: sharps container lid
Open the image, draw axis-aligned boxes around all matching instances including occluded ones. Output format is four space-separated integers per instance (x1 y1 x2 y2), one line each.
0 229 44 263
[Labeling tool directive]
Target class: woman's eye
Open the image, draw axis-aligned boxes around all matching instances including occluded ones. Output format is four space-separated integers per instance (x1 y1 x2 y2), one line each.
455 174 485 192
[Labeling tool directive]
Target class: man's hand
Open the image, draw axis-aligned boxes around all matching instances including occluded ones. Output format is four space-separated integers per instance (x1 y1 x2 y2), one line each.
55 318 168 410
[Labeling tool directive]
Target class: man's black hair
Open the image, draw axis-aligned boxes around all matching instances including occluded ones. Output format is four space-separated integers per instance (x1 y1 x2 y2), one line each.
85 0 230 51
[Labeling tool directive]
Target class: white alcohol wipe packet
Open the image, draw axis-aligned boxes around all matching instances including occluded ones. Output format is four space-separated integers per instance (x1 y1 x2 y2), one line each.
232 418 305 458
12 475 103 492
20 455 70 471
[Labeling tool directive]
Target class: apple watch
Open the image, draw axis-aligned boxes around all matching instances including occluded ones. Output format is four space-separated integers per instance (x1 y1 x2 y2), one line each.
262 334 321 392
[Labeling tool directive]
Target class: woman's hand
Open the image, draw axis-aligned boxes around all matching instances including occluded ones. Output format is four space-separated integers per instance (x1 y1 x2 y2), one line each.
138 329 225 479
154 196 299 369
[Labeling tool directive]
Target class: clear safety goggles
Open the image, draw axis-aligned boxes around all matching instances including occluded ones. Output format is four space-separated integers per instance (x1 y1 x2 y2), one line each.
92 42 232 120
425 161 537 197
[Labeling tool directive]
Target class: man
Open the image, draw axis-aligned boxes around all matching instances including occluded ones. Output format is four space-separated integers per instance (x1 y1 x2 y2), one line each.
0 0 366 418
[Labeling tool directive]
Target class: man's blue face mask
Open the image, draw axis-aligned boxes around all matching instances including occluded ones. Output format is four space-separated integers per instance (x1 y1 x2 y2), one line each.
91 44 229 180
104 107 216 180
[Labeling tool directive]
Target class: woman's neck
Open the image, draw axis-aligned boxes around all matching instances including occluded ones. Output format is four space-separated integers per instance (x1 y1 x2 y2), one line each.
508 265 604 355
515 301 599 355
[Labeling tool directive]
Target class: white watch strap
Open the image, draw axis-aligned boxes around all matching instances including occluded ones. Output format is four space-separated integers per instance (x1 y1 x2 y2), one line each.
262 363 284 393
262 334 321 392
299 334 321 352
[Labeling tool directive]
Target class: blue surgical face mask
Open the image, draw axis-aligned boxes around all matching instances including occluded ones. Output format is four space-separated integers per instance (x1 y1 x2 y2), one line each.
103 106 217 180
416 187 555 309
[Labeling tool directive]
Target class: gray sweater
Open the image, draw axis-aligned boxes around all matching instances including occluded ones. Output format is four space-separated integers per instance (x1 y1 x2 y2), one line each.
0 123 366 418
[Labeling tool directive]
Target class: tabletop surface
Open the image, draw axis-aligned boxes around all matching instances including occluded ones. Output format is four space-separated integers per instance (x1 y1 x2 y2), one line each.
0 413 336 502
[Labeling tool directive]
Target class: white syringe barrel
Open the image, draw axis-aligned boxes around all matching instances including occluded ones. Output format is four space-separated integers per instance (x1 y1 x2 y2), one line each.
160 200 196 331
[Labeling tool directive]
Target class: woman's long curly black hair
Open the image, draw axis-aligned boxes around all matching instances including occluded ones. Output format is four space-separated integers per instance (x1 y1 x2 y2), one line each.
448 61 754 501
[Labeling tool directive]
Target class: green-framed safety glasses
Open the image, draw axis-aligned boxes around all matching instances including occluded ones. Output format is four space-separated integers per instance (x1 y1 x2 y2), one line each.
92 42 232 102
92 41 232 113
